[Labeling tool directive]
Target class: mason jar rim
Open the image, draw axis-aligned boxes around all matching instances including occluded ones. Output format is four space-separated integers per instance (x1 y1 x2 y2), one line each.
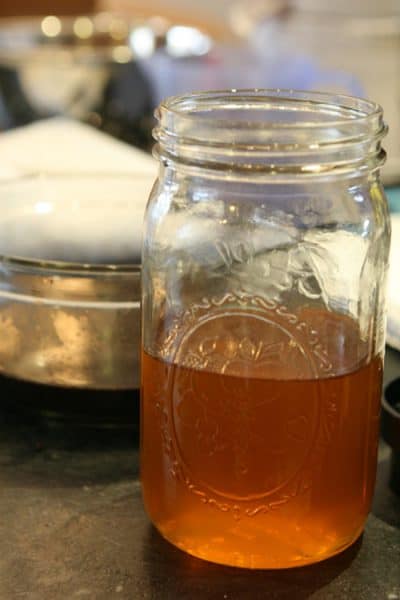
157 89 383 131
154 89 387 179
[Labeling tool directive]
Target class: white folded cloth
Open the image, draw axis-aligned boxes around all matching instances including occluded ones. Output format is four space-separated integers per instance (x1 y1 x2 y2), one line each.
0 117 157 176
0 118 157 264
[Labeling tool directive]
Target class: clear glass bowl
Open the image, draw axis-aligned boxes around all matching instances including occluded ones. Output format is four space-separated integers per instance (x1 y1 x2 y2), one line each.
0 173 147 390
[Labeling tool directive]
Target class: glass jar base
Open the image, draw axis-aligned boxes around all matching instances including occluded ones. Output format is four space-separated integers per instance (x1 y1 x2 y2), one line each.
151 521 365 569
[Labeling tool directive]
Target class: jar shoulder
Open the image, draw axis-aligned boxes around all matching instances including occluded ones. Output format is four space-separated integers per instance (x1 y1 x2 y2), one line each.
145 176 391 238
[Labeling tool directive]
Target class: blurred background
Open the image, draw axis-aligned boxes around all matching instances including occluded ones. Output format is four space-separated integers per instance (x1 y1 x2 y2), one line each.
0 0 399 182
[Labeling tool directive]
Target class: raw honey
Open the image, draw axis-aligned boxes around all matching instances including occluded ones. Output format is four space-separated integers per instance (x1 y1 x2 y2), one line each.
141 312 382 568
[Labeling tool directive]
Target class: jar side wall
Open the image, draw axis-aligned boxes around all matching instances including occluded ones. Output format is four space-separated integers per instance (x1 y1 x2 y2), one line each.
142 170 390 378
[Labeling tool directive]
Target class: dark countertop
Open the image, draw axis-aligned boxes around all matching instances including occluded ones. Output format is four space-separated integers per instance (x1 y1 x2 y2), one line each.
0 351 399 600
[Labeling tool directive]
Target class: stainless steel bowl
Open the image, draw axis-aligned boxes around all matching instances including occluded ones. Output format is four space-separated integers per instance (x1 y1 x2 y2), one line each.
0 173 146 390
0 15 135 121
0 14 213 129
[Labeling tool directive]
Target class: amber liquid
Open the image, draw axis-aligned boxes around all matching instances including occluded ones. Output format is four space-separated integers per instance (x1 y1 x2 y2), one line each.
141 314 382 568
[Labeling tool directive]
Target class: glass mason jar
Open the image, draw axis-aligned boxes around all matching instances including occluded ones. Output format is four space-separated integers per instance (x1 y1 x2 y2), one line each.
141 90 390 569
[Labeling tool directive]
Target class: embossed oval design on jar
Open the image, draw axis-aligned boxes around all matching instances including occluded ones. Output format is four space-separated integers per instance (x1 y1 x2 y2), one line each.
169 310 321 501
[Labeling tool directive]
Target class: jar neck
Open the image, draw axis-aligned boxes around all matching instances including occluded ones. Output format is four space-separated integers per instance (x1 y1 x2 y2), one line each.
154 90 387 181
